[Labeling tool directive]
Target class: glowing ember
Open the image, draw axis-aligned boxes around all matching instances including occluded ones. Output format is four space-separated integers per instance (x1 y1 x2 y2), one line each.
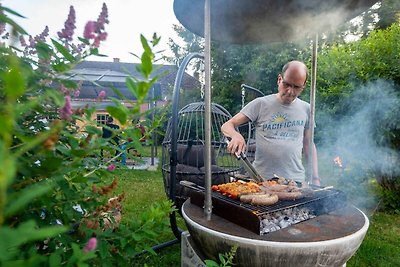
333 156 343 168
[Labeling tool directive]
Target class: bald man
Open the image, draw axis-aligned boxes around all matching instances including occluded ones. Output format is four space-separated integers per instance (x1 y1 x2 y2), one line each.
221 61 320 185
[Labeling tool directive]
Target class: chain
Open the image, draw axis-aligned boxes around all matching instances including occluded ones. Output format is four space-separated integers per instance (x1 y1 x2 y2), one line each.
241 87 245 108
201 84 204 99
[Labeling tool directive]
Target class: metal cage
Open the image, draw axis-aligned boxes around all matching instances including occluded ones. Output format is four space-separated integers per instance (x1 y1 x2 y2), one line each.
162 101 241 208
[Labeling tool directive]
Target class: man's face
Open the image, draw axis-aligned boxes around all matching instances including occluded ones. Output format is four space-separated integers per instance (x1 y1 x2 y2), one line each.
277 68 306 104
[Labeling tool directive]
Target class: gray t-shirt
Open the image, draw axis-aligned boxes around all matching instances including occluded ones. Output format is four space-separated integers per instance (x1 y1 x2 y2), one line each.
241 94 310 181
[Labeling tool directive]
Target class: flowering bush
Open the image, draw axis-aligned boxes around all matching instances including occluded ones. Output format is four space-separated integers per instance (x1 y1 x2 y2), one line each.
0 3 173 266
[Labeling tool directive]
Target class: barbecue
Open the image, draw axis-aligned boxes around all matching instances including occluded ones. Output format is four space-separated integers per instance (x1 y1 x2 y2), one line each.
182 200 369 267
183 180 347 235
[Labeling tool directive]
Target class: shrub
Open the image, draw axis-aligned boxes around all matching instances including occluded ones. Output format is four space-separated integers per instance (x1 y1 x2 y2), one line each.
0 4 173 266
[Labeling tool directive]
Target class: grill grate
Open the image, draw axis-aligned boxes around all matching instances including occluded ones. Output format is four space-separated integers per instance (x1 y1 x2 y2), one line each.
187 184 347 235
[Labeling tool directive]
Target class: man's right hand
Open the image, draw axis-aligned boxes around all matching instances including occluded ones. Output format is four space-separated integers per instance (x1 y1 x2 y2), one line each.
227 133 247 156
221 112 251 156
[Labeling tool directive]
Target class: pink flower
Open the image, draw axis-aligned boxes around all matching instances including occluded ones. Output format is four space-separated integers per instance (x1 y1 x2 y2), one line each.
83 3 109 48
59 95 73 120
98 90 106 99
83 237 97 253
73 89 80 97
107 164 116 171
83 21 96 39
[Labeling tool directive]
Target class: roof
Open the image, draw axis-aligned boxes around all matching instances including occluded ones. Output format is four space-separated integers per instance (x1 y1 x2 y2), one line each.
62 60 200 102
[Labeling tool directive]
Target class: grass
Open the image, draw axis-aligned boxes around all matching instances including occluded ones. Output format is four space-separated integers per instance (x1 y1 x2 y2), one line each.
106 158 400 267
106 166 184 266
348 212 400 267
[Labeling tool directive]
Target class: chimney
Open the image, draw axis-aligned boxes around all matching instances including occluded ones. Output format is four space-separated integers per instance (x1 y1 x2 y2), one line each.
113 58 120 63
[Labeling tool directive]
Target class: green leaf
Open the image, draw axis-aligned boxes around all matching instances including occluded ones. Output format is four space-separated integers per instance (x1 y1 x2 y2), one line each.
131 233 143 241
0 145 16 189
140 34 151 54
78 37 90 45
60 79 79 89
49 251 62 267
36 42 53 61
219 254 226 264
0 12 27 35
106 106 127 125
85 126 102 135
126 77 138 98
46 88 65 106
0 221 67 261
152 33 161 46
51 39 76 62
204 260 220 267
39 157 63 173
3 55 25 99
71 175 88 183
141 53 152 78
52 61 69 72
4 182 52 217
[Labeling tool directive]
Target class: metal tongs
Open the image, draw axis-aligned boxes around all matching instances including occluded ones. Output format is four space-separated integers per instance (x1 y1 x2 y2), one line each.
225 138 264 183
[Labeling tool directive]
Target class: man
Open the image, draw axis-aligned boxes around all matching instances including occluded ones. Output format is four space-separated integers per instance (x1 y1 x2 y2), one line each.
101 116 120 158
221 61 320 185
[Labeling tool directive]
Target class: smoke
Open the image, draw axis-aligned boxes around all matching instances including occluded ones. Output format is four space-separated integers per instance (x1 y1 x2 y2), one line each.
175 0 377 44
316 80 400 211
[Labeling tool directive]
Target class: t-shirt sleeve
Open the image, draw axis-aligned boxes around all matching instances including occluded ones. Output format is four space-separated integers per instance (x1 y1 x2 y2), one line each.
240 98 261 123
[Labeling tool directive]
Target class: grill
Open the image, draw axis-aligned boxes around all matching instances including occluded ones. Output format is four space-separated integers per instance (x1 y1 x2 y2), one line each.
185 183 347 235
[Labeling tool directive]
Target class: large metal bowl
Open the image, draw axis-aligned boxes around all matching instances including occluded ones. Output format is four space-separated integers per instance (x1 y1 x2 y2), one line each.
182 201 369 267
174 0 378 43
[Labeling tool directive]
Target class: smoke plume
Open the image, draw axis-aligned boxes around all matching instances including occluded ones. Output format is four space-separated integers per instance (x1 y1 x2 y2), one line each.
317 80 400 211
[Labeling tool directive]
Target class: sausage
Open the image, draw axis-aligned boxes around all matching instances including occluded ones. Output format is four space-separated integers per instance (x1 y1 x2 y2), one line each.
250 194 279 206
239 193 278 205
261 187 303 200
239 192 266 203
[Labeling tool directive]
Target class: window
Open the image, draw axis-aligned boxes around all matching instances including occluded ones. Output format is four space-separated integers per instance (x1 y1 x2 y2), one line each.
97 113 109 125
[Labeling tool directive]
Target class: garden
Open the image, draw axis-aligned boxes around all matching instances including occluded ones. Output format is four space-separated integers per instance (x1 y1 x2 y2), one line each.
1 2 400 267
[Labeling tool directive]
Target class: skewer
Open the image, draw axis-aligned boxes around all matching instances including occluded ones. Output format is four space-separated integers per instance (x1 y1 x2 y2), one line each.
313 186 334 192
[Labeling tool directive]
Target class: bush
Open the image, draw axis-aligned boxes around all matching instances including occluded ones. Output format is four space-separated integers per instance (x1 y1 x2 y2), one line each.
0 4 173 266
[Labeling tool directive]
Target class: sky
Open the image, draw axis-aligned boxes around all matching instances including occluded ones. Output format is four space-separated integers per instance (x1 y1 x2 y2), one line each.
2 0 182 63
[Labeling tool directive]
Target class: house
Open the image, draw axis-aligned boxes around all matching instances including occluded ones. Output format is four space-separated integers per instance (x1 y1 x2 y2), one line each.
61 58 200 126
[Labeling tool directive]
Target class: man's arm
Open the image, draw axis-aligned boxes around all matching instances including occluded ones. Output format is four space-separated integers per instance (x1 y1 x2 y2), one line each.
303 129 320 186
221 113 250 155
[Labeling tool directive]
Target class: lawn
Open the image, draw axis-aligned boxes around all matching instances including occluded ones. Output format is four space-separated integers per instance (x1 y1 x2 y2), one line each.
108 161 400 266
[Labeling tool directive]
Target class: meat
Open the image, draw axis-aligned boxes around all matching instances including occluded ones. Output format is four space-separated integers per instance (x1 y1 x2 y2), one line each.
239 192 266 203
260 184 304 200
211 181 261 199
239 193 279 206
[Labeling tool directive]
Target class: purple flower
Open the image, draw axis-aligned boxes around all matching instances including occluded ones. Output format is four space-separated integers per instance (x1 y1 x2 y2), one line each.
57 6 76 43
107 164 116 171
83 237 97 253
0 22 5 36
35 26 49 43
73 81 82 97
19 35 27 47
59 95 73 120
97 3 109 29
98 90 106 99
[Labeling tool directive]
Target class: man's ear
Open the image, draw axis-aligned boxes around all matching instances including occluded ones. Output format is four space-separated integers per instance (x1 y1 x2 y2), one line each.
277 74 282 85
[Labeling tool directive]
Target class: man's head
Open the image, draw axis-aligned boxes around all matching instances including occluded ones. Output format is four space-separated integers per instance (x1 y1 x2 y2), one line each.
107 116 114 124
276 61 308 104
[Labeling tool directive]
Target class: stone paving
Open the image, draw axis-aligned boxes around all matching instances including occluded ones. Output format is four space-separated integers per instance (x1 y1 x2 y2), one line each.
125 157 159 170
